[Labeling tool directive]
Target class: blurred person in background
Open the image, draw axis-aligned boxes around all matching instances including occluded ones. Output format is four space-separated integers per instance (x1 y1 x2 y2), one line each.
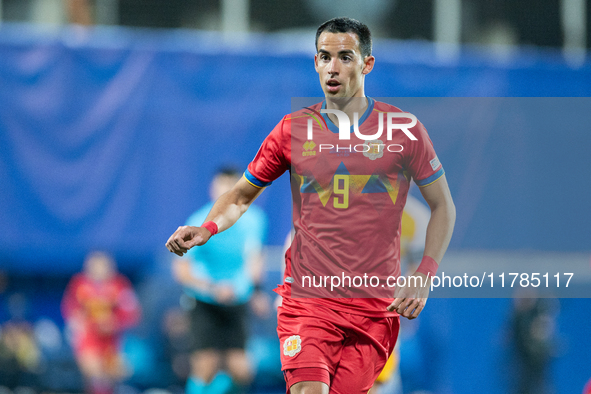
510 293 558 394
172 167 269 394
161 307 193 386
0 293 41 389
61 251 141 394
64 0 93 25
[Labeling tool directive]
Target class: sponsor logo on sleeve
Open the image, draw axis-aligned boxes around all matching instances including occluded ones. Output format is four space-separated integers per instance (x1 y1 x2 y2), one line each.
430 156 441 171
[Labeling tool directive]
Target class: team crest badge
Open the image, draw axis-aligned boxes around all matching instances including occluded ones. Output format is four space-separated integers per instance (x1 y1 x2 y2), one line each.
283 335 302 357
363 139 384 160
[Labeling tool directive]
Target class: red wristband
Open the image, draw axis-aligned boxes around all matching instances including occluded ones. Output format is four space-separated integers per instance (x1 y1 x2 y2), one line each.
202 221 218 236
415 255 438 277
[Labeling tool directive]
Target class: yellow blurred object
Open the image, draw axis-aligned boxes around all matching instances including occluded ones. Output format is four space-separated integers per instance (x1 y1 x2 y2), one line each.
376 349 398 383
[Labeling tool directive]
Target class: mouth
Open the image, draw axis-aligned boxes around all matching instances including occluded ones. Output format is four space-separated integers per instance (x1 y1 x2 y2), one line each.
326 79 341 92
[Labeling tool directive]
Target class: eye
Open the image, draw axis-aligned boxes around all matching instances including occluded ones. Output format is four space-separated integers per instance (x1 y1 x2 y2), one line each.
342 55 352 62
320 54 329 61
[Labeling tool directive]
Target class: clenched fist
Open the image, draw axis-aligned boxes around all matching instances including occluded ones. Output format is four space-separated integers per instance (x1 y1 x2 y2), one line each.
165 226 212 256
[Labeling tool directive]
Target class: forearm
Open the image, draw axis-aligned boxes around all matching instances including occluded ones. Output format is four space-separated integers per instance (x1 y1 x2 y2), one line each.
180 275 211 291
203 178 264 233
173 259 212 291
203 191 248 232
166 178 263 256
423 200 456 263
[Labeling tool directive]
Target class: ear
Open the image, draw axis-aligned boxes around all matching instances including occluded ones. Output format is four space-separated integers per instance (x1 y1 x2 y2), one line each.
362 55 375 75
314 53 320 73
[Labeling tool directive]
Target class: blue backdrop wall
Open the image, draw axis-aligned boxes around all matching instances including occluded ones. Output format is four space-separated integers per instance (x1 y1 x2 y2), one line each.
1 23 590 271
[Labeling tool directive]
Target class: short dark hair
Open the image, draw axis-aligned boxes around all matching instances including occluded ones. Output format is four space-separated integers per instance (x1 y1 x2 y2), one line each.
315 17 372 58
215 166 241 178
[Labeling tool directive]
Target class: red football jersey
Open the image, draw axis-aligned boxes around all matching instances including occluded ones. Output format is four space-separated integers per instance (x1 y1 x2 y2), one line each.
246 98 444 316
62 273 141 336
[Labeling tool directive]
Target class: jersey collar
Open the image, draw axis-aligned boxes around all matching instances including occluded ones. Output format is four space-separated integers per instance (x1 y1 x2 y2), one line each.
320 97 375 134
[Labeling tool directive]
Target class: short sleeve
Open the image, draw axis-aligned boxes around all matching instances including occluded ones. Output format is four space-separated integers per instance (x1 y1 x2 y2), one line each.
245 116 290 188
404 121 445 187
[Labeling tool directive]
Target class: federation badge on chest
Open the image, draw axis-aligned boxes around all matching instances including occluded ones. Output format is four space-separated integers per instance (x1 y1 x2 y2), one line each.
363 139 384 160
283 335 302 357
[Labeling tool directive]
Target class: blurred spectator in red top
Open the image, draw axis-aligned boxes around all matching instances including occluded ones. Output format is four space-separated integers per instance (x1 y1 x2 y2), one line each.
62 251 141 394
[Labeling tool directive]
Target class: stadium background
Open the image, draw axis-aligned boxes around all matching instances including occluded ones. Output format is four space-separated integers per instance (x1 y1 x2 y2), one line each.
0 0 590 393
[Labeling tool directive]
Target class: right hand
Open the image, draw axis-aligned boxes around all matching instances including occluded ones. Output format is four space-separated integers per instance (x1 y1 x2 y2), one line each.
213 284 236 305
387 272 430 320
250 291 271 318
166 226 212 256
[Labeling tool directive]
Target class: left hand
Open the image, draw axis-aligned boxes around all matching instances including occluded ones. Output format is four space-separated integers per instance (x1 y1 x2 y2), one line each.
387 272 431 319
250 291 271 318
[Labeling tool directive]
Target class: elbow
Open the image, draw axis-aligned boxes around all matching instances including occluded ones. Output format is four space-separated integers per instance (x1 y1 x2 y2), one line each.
449 200 456 224
446 198 456 229
237 201 251 216
433 196 456 227
226 186 255 215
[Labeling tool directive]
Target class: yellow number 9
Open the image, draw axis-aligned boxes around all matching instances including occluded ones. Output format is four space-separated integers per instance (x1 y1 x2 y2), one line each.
333 175 349 209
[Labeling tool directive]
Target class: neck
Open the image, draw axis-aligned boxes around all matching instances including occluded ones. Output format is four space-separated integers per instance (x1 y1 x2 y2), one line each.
325 95 368 127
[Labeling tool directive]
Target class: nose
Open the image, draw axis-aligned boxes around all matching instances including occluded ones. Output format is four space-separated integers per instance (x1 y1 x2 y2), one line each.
328 57 339 75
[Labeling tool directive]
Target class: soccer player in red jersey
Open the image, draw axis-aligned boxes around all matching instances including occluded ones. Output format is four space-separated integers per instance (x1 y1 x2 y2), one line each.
166 17 455 394
62 251 141 394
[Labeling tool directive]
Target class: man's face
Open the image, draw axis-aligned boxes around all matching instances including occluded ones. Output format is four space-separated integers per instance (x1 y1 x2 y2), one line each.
84 252 115 282
315 31 374 98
